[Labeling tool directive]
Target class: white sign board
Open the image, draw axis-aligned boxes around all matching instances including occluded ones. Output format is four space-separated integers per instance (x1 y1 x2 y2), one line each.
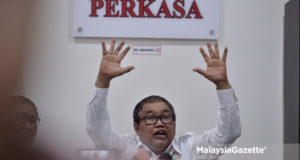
73 0 219 39
133 45 161 55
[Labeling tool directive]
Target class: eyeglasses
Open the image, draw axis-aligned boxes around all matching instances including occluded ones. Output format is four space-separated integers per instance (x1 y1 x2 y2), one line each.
140 115 175 125
15 112 41 126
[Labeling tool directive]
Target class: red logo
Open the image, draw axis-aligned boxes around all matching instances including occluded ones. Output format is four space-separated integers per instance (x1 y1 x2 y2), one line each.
90 0 203 19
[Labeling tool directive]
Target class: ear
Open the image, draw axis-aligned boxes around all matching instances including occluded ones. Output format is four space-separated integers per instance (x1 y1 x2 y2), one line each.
133 122 139 134
173 121 176 129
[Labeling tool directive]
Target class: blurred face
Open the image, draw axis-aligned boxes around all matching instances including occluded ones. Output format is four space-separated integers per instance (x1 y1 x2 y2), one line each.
134 101 176 155
12 103 39 145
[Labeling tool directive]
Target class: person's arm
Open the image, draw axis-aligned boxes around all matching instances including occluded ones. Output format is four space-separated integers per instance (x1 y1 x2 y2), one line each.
191 43 241 154
181 88 240 160
86 38 135 149
198 87 241 145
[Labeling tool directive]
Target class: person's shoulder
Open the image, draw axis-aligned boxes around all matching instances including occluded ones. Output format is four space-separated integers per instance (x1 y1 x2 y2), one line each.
122 134 138 139
178 132 202 143
121 134 139 145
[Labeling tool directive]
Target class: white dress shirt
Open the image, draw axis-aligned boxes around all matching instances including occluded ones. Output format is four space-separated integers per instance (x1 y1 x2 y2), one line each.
86 87 241 160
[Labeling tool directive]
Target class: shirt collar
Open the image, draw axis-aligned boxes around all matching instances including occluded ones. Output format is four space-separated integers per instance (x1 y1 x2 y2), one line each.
136 137 182 158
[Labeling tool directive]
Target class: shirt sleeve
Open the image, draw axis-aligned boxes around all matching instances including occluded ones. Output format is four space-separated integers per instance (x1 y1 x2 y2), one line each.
212 88 241 144
201 88 241 145
86 87 130 150
180 88 241 159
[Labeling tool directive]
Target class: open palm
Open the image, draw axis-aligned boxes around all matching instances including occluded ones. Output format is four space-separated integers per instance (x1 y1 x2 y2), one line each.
194 43 230 89
96 39 134 88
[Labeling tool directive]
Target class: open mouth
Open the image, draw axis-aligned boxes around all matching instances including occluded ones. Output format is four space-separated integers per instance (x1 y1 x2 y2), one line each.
154 130 167 139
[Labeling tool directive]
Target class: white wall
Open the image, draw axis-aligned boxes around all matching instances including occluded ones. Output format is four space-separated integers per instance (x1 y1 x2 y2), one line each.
22 0 287 159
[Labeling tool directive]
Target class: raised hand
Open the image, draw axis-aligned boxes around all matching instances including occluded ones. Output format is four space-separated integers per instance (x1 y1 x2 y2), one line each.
95 38 135 88
193 42 231 90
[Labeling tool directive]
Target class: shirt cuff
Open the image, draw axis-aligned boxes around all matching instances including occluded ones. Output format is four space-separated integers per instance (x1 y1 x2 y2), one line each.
89 87 109 103
216 88 238 107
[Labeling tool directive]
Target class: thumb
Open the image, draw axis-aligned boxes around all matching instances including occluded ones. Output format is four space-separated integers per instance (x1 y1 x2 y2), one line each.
193 68 207 77
121 66 135 74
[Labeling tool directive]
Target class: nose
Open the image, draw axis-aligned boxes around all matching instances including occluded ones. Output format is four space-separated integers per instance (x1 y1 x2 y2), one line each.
24 120 34 130
154 118 165 127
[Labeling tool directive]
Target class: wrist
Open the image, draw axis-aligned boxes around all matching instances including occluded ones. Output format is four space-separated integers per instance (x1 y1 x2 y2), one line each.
95 75 111 88
215 80 231 90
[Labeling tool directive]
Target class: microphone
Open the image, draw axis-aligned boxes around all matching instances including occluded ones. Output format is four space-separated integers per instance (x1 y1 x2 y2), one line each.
158 152 172 160
131 146 151 160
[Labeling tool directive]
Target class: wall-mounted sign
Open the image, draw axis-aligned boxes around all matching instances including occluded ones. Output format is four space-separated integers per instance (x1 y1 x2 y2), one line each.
133 45 161 55
73 0 219 39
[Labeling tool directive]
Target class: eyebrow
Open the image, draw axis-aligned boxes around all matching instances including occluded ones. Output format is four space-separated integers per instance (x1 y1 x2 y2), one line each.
145 109 170 114
146 110 154 114
162 109 170 113
15 112 27 115
15 112 38 117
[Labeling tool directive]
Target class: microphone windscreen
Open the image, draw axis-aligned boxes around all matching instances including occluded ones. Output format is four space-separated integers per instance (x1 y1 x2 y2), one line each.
131 148 151 160
158 152 172 160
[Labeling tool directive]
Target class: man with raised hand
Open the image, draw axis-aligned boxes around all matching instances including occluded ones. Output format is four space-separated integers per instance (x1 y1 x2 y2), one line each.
86 38 241 160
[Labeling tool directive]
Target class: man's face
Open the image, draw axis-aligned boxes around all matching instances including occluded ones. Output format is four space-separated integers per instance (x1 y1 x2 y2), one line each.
12 103 39 145
134 101 176 155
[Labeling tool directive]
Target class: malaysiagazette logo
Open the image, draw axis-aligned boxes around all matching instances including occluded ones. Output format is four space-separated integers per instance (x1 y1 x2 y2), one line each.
90 0 203 19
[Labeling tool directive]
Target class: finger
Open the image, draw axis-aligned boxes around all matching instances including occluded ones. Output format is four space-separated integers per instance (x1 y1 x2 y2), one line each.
221 47 228 62
109 38 116 54
193 68 207 77
121 66 135 75
207 43 215 59
102 41 107 55
199 47 209 63
214 42 220 59
119 46 131 60
114 40 125 55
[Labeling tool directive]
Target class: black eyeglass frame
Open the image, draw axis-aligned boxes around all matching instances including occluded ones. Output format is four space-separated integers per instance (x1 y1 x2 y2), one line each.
140 115 175 125
15 112 41 126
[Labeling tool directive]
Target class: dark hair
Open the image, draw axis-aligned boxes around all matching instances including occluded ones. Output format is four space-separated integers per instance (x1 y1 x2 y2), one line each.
133 95 176 124
11 95 38 116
